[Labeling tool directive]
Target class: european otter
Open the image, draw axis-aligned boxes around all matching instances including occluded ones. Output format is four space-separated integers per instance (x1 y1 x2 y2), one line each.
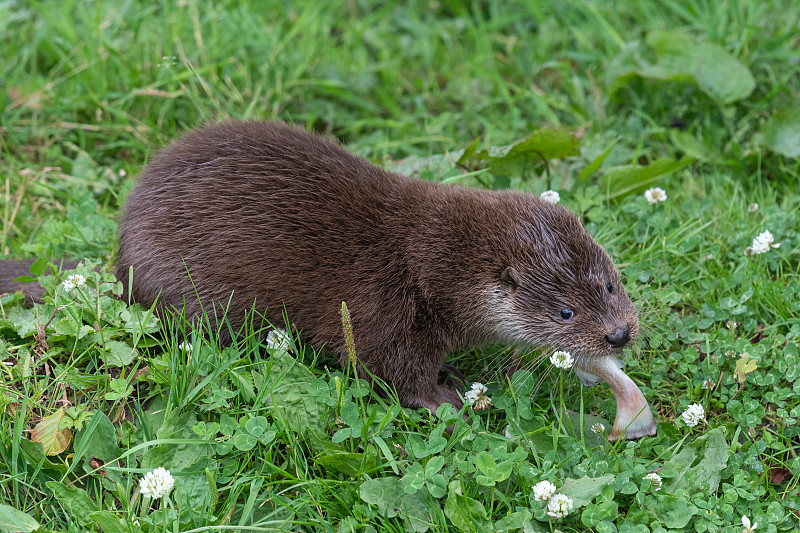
4 121 656 440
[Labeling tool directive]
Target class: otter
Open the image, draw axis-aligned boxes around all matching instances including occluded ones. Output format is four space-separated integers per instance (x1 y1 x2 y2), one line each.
3 121 656 440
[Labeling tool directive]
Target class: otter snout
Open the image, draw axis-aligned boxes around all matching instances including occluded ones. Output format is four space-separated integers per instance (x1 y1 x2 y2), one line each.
605 325 631 349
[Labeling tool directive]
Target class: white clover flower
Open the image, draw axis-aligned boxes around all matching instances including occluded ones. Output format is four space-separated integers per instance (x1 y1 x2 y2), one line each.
747 203 758 212
643 472 662 491
465 382 492 410
681 403 705 427
532 480 557 501
504 424 513 439
550 350 574 370
178 341 192 352
540 190 560 204
742 515 758 532
139 467 174 499
644 187 667 204
591 423 605 435
702 378 715 390
750 230 780 255
266 328 291 352
62 274 87 292
546 493 573 519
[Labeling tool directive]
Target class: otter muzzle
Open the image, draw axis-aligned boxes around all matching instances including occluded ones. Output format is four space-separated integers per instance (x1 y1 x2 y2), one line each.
572 355 657 441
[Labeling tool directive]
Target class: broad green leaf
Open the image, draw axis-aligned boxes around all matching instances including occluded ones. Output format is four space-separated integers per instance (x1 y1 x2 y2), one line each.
608 32 754 106
581 501 619 527
478 127 581 178
670 130 722 163
331 428 352 444
316 451 377 477
766 500 785 523
54 316 82 337
558 474 615 508
244 416 268 437
645 30 755 105
29 257 49 277
762 109 800 159
74 411 124 485
507 127 581 159
426 436 447 455
602 157 693 200
494 510 532 532
444 480 491 533
45 481 96 526
654 494 698 528
102 340 137 367
19 439 69 474
427 474 448 498
360 477 431 532
5 306 39 338
402 463 426 494
663 427 729 494
0 505 40 533
233 431 258 451
267 351 329 435
425 455 445 478
89 511 130 533
142 410 216 511
105 378 133 401
475 452 497 477
340 401 360 427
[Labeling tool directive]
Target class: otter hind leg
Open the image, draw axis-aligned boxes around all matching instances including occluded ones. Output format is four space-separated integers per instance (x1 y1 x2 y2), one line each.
406 383 464 413
438 363 466 388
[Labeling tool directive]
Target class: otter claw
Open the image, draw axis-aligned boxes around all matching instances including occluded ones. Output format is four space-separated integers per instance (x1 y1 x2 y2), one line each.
573 355 656 441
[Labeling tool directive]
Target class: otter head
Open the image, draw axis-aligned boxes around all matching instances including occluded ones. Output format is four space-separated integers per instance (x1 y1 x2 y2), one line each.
489 198 655 441
491 201 639 358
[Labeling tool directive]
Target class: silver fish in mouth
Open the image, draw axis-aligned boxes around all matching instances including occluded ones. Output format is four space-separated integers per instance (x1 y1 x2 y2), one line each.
572 354 656 441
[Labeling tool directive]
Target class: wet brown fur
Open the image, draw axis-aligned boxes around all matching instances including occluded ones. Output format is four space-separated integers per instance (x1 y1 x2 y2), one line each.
115 120 639 412
4 120 639 414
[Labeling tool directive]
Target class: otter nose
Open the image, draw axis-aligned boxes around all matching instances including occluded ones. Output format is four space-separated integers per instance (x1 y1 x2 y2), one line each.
605 326 631 348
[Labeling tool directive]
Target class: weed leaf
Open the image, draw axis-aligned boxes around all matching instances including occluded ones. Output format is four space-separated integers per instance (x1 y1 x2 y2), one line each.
45 481 95 526
30 407 71 455
654 494 699 528
559 474 615 508
663 427 729 494
762 109 800 159
0 505 40 533
444 480 491 533
360 477 431 532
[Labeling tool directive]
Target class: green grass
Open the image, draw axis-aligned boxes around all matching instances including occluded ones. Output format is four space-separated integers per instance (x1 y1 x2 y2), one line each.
2 0 800 531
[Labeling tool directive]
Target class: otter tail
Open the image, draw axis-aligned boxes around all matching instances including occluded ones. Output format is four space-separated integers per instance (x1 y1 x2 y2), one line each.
0 259 80 305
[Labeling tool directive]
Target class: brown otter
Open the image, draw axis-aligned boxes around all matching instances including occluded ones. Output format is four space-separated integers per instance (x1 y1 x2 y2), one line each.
4 120 656 440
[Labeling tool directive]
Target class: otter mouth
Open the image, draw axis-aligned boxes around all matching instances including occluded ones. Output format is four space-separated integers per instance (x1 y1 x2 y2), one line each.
572 354 657 441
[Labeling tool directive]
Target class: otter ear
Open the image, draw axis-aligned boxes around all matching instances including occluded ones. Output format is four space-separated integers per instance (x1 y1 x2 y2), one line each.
500 266 521 288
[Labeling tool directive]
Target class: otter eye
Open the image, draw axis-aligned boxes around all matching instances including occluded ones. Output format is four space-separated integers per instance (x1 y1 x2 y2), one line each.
606 282 614 294
560 309 574 320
